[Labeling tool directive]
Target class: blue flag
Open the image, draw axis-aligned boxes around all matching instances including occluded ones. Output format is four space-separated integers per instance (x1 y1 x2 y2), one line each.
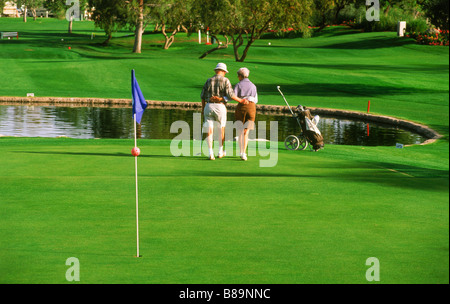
132 70 147 124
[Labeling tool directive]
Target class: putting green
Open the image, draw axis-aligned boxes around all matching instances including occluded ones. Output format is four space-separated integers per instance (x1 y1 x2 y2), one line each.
0 138 448 283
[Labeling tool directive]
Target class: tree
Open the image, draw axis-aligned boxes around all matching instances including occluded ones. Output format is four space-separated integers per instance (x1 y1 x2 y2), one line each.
382 0 424 16
44 0 67 18
22 0 44 21
44 0 88 33
150 0 193 50
312 0 335 29
125 0 152 53
312 0 356 30
421 0 449 30
132 0 145 53
194 0 313 62
333 0 356 23
88 0 128 45
0 0 6 17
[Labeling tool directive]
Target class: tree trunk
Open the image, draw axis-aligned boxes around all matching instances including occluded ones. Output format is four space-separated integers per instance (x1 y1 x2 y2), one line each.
102 33 112 46
334 5 345 24
231 34 244 62
133 0 144 54
199 36 229 59
161 23 178 50
316 14 327 32
236 40 254 62
164 36 175 49
32 9 36 21
23 7 27 22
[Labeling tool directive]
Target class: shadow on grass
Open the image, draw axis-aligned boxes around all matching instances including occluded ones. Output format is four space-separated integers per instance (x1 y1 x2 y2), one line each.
189 170 319 178
16 151 173 158
171 155 449 191
260 27 363 40
1 247 132 258
256 35 415 49
257 83 446 98
311 28 365 38
14 152 449 191
192 159 449 191
311 36 417 49
0 31 152 61
190 81 446 100
249 61 449 74
316 160 449 192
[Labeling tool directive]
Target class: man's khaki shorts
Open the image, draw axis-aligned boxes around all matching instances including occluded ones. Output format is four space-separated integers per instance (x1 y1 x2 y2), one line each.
204 103 227 128
235 102 256 130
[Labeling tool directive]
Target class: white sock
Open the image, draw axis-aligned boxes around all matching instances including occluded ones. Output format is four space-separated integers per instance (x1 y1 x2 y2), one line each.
219 146 223 154
209 148 214 156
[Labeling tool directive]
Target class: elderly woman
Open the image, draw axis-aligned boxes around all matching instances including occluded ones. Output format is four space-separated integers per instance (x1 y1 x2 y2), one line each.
233 68 258 161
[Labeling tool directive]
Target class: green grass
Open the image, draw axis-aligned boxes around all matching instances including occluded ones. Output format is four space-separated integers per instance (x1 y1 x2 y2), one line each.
0 138 448 284
0 19 448 132
0 18 448 284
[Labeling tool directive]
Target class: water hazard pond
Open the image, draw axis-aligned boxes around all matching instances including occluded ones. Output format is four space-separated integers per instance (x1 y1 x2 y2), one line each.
0 105 426 146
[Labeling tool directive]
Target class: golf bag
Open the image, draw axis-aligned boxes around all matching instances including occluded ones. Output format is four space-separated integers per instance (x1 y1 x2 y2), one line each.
297 106 324 151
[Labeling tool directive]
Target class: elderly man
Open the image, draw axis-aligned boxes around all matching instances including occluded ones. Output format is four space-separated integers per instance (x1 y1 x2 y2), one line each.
201 63 248 160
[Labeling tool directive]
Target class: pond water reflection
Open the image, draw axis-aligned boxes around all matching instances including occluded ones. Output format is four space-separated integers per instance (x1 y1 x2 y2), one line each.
0 105 426 146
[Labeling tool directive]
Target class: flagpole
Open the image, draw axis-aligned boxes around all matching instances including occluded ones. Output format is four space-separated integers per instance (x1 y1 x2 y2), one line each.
134 113 140 258
132 69 146 258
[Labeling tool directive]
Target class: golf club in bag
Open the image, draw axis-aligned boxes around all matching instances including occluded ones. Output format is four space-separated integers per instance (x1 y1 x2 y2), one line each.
277 86 324 151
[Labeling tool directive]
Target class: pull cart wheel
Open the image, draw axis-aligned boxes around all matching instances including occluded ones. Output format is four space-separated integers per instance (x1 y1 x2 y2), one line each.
298 134 309 151
284 135 309 151
285 135 300 151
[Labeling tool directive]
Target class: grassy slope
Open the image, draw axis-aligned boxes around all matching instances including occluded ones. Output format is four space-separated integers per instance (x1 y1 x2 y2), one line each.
0 19 448 284
0 19 448 133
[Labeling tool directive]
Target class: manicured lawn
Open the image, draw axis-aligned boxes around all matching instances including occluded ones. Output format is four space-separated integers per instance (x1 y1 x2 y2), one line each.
0 19 448 133
0 18 448 284
0 138 448 284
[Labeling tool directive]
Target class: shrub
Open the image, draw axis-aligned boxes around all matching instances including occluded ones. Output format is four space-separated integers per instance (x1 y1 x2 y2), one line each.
351 6 429 34
264 27 312 39
407 18 429 33
407 29 450 46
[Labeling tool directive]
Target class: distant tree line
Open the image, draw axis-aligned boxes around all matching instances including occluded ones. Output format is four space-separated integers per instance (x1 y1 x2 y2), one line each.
4 0 447 61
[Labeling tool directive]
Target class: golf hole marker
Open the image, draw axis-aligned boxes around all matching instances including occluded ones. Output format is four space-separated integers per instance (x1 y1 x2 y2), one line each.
131 69 148 258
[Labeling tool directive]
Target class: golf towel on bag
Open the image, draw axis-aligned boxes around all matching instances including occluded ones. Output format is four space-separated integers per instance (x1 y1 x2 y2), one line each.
298 108 324 151
305 116 321 136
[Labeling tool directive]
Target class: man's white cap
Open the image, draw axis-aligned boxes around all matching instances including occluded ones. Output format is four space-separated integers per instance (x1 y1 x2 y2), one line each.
214 62 229 73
